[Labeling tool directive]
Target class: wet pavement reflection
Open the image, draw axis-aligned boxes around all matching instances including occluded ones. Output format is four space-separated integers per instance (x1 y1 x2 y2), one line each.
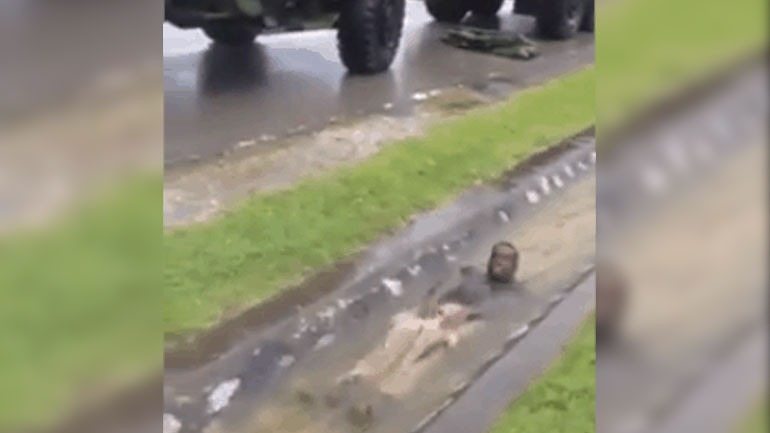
163 0 593 166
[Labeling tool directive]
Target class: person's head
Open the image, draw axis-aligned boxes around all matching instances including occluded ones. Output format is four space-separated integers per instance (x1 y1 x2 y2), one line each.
487 241 519 283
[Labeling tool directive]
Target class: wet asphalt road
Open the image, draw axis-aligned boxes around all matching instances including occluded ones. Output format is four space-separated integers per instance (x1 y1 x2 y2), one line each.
163 0 593 167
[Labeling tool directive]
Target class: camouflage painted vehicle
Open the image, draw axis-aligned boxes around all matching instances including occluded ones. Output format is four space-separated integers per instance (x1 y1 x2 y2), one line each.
165 0 405 74
425 0 594 39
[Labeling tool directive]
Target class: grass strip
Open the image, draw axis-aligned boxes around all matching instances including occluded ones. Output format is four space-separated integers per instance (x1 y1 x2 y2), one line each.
164 68 595 334
489 314 595 433
0 175 161 431
597 0 766 128
736 397 768 433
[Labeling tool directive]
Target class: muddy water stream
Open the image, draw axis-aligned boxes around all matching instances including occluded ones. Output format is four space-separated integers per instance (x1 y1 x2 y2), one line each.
211 177 595 433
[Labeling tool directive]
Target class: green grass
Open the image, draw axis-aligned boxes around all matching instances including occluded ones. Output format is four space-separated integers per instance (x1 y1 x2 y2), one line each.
0 175 161 431
489 315 595 433
164 68 596 334
597 0 767 128
736 398 768 433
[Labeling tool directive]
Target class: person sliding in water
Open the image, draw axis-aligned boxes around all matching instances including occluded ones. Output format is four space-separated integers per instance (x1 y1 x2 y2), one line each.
332 242 520 429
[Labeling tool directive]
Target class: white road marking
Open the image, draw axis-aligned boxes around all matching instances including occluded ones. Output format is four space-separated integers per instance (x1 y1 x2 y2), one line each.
278 355 296 368
552 174 565 188
314 333 336 350
382 278 404 297
564 164 575 178
237 139 256 149
207 378 241 415
407 264 422 276
163 414 182 433
540 176 551 194
525 190 540 203
318 306 336 321
498 210 510 222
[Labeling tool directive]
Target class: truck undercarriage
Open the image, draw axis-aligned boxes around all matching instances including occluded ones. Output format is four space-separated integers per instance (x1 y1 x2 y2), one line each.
165 0 405 74
164 0 592 74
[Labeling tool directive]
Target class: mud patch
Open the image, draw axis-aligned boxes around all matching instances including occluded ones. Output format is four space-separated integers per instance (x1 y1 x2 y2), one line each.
421 87 490 115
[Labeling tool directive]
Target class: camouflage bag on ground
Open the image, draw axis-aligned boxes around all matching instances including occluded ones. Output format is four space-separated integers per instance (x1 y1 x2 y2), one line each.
442 27 540 60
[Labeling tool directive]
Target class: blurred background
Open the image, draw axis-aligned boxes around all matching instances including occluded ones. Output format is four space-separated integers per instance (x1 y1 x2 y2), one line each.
596 0 767 432
0 0 162 432
0 0 766 433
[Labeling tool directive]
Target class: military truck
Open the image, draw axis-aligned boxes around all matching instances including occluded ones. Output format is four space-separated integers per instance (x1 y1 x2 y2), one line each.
425 0 594 39
165 0 406 74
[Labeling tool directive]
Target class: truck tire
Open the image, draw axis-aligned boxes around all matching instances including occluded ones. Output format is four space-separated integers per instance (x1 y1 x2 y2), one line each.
202 21 259 46
580 0 594 32
470 0 505 16
425 0 470 23
338 0 406 74
537 0 586 39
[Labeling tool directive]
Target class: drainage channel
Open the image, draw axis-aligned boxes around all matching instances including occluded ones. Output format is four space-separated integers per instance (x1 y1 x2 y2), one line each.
164 129 596 433
421 271 596 433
